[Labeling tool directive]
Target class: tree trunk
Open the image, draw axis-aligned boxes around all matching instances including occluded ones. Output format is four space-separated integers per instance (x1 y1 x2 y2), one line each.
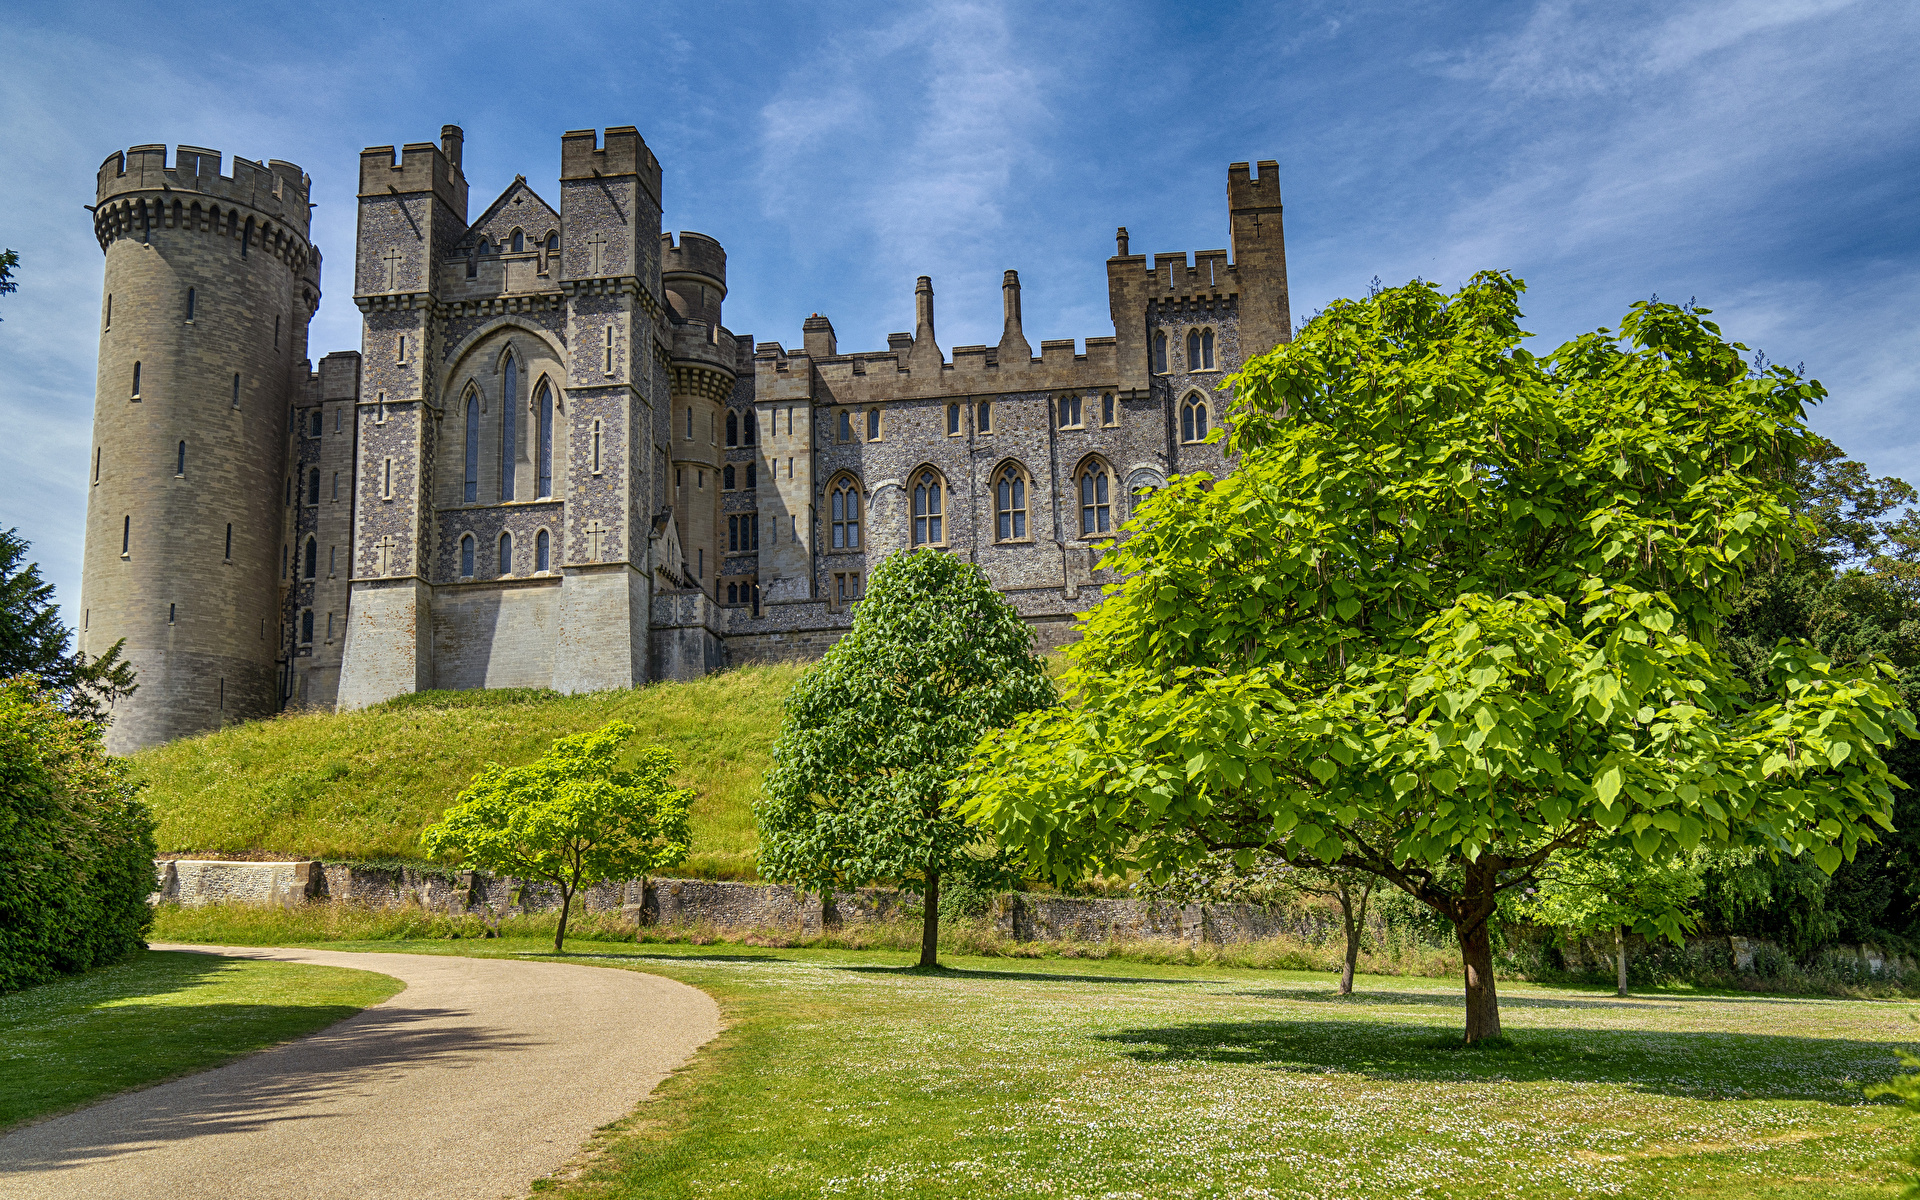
919 869 940 968
1615 924 1628 997
555 883 573 955
1457 913 1502 1043
1337 885 1358 996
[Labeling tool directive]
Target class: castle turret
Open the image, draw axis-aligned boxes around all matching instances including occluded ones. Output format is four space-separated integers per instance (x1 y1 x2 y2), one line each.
80 143 318 752
663 231 734 600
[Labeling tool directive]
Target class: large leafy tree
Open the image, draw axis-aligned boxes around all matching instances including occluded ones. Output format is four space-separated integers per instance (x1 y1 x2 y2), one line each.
422 722 693 953
757 549 1056 967
1 528 137 724
959 273 1913 1041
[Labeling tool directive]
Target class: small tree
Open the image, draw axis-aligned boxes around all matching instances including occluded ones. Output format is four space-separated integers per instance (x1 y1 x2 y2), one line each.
959 274 1915 1042
757 549 1055 967
421 722 692 953
1521 847 1701 995
1 528 137 723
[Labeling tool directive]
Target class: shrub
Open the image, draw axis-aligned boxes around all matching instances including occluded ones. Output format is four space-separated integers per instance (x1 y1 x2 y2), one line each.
0 677 157 991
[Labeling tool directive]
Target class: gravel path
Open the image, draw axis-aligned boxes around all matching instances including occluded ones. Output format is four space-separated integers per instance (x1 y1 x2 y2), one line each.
0 944 721 1199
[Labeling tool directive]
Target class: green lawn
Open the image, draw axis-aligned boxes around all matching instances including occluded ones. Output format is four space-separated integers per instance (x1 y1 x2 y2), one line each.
131 664 802 877
157 933 1918 1199
0 949 403 1130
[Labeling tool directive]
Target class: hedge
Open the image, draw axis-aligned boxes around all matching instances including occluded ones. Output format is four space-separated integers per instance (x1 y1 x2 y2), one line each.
0 677 156 991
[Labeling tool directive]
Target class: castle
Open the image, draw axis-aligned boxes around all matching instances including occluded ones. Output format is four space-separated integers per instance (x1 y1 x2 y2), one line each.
78 124 1290 753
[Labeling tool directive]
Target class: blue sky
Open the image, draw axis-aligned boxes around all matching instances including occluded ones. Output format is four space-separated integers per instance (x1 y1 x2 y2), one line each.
3 0 1916 622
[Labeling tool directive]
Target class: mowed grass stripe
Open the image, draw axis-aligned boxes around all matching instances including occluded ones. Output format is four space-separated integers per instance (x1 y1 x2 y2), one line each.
131 664 802 875
0 950 403 1130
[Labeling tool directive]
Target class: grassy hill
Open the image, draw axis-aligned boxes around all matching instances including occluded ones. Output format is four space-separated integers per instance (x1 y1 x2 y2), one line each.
131 664 803 879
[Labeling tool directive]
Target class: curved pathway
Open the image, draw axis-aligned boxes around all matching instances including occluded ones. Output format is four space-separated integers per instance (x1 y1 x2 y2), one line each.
0 945 720 1200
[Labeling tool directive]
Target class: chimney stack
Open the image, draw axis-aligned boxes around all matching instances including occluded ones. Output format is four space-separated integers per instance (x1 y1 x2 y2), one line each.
1116 226 1130 256
998 269 1032 364
910 276 942 370
441 124 464 172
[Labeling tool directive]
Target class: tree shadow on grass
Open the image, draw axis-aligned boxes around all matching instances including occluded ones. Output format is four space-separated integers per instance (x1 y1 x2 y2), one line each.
1233 984 1875 1012
1094 1018 1904 1102
832 964 1205 987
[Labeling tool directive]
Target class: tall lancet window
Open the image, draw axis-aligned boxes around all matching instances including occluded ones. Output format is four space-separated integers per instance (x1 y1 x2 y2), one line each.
500 355 518 500
537 381 554 498
463 391 480 504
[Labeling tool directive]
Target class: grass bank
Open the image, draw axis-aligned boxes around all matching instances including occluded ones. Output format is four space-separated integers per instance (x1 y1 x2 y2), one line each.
0 949 401 1130
153 930 1920 1199
131 665 802 877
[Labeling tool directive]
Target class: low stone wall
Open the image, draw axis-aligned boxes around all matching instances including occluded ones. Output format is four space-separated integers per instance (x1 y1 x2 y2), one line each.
147 861 1913 974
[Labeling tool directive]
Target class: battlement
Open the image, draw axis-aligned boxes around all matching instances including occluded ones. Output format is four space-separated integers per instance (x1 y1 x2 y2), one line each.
662 231 726 289
560 127 661 208
358 138 465 215
97 144 311 234
1228 160 1282 212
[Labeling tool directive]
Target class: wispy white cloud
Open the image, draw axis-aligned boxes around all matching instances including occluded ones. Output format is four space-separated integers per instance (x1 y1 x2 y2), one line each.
754 0 1052 350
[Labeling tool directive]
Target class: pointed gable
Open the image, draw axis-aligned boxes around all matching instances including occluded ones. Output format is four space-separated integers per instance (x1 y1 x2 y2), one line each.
462 175 559 251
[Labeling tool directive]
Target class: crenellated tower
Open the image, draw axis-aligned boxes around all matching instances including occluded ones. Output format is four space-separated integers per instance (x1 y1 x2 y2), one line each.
662 231 735 599
80 143 318 753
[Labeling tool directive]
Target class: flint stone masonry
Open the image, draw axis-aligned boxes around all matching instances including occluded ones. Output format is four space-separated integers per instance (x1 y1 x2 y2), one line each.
85 125 1292 739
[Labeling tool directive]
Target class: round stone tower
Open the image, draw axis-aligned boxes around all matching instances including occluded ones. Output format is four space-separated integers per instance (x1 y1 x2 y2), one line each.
663 231 734 596
80 144 319 753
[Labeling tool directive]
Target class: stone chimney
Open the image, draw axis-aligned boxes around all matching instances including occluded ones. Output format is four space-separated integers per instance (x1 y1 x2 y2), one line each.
998 269 1032 363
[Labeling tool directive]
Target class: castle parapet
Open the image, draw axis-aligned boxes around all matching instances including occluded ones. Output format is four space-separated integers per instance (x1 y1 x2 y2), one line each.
561 126 661 209
97 144 312 236
357 140 466 215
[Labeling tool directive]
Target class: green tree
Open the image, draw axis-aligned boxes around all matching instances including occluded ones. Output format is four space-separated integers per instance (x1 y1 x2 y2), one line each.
0 528 137 724
1868 1048 1920 1200
959 273 1913 1042
1521 847 1702 995
0 676 156 991
757 549 1056 967
0 249 16 319
421 722 692 953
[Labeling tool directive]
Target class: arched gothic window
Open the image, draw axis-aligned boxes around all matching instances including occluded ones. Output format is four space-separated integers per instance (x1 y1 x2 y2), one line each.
536 528 551 572
838 410 853 443
1153 331 1168 374
946 404 960 435
743 411 757 445
724 464 736 490
1181 393 1210 444
866 408 882 441
977 400 992 433
536 381 554 498
994 463 1028 542
463 391 480 503
307 468 320 505
727 410 738 446
829 475 861 550
500 356 517 500
911 468 944 547
511 229 525 253
1186 327 1215 370
1078 459 1114 537
545 231 559 251
746 460 757 489
1057 395 1083 429
460 534 475 577
303 536 317 579
499 532 513 574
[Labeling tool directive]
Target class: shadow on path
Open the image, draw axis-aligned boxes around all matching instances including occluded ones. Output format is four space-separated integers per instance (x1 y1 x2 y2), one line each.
0 1002 534 1172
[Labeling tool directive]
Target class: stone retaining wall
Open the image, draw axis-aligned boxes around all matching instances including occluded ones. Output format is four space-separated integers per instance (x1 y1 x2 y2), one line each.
148 860 1912 973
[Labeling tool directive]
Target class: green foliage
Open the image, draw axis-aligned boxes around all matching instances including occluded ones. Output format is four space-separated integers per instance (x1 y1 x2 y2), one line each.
1868 1048 1920 1200
132 666 799 875
0 528 136 723
1522 846 1702 945
756 548 1055 964
959 273 1915 1039
0 678 157 992
0 248 15 318
422 722 692 952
